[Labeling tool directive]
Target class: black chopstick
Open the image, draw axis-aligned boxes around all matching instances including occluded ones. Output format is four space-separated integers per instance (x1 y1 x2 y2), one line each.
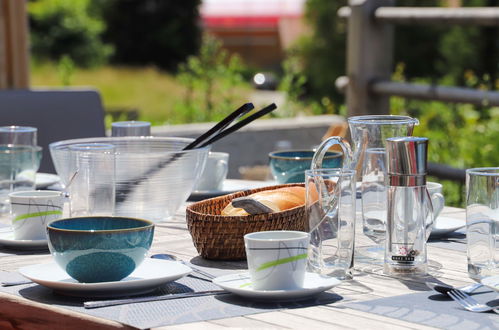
115 103 277 203
199 103 277 148
183 102 254 151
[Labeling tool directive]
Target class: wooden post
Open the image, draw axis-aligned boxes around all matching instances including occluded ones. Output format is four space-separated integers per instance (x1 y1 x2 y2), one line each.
346 0 393 116
0 0 30 89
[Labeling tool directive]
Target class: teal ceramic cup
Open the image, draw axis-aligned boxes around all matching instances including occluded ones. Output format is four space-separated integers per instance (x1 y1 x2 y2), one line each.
47 216 154 283
269 150 342 184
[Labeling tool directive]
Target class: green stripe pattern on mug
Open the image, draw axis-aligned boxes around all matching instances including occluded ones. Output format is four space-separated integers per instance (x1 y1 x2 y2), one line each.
13 210 63 223
256 253 308 272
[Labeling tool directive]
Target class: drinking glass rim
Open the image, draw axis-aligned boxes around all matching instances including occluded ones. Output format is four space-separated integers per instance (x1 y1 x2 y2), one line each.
69 143 116 152
0 126 37 133
9 190 62 198
244 230 309 241
466 167 499 176
348 115 419 125
111 121 150 128
305 168 356 177
269 150 342 160
0 144 42 153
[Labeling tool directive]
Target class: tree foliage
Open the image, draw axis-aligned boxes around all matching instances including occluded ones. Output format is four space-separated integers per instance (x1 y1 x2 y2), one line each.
101 0 201 71
174 35 248 123
29 0 112 67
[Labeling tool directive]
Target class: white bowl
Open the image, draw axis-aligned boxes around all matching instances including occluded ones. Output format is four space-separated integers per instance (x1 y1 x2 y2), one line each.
50 137 210 222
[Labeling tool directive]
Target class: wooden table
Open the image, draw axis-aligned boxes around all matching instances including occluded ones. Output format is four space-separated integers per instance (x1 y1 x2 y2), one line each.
0 202 472 330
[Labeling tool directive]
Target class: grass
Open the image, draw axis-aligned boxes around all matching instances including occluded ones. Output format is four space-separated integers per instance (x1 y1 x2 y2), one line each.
31 63 253 126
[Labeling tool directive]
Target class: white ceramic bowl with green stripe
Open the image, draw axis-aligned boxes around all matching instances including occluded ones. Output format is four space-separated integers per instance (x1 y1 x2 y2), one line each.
9 190 64 240
244 230 310 290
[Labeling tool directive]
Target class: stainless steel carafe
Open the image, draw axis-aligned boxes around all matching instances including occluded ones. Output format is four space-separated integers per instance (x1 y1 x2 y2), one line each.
384 137 433 275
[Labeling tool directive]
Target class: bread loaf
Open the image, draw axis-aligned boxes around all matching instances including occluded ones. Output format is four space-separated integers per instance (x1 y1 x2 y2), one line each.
221 186 306 216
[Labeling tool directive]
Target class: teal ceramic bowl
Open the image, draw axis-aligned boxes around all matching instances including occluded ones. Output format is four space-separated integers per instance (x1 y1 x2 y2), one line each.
269 150 342 184
47 217 154 283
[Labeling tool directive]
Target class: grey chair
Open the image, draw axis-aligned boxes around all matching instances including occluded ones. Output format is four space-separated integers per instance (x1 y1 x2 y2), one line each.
0 89 106 173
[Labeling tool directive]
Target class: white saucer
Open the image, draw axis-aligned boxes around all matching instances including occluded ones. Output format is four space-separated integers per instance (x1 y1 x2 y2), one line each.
35 173 60 189
430 216 465 236
19 258 192 298
212 272 341 301
481 275 499 292
0 229 48 249
189 179 275 201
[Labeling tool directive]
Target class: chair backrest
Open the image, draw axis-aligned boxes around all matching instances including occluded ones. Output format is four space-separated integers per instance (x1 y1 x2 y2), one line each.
0 89 106 173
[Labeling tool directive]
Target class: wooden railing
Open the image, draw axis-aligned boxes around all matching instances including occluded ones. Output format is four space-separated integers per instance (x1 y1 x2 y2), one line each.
336 1 499 117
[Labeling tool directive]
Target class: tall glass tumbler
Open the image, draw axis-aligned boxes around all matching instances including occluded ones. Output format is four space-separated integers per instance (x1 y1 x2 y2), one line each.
306 168 356 280
68 143 115 216
361 148 387 259
466 167 499 280
111 121 151 137
0 126 37 146
0 145 42 213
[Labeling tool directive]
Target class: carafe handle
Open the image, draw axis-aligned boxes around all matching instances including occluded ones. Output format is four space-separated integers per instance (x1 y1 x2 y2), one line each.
312 136 353 170
424 187 435 241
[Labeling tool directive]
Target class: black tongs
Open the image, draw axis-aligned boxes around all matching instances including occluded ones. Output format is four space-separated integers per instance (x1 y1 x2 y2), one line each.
116 102 278 203
183 102 277 150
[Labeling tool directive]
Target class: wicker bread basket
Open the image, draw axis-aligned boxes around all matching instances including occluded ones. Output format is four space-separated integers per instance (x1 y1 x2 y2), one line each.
186 183 306 260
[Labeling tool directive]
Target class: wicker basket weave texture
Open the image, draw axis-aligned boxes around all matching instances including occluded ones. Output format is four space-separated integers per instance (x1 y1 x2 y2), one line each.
186 184 306 260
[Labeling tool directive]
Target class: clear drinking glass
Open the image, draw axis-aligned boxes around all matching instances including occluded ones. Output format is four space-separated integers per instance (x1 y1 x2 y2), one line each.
68 143 115 216
111 121 151 137
306 168 356 280
0 145 42 213
466 167 499 280
0 126 37 146
361 148 387 258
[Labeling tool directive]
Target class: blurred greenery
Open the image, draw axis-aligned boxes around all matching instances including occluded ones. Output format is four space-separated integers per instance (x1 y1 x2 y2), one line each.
175 35 251 123
29 0 113 67
284 0 497 113
391 65 499 207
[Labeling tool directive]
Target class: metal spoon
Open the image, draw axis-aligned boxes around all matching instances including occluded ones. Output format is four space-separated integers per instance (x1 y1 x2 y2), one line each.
151 254 216 280
426 281 483 295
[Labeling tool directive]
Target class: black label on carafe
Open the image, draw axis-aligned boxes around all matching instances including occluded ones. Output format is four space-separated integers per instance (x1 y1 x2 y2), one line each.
392 255 415 262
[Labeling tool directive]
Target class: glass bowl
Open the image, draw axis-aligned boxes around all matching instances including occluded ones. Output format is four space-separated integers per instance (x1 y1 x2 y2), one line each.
50 137 210 222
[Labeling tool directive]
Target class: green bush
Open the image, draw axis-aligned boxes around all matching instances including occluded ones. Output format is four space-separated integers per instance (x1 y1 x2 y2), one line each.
390 67 499 207
29 0 112 67
173 35 250 124
285 0 497 113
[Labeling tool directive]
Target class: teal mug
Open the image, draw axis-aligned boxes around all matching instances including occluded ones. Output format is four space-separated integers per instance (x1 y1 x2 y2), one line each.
269 150 342 184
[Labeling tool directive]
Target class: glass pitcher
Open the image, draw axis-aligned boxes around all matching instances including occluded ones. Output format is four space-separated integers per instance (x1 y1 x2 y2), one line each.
312 115 419 259
312 115 419 175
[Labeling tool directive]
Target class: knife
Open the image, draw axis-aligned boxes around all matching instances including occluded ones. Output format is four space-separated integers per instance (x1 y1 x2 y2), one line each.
84 289 229 309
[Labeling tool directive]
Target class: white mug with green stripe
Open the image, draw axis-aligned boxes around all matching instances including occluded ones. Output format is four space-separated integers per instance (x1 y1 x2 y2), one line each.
9 190 64 240
244 230 310 290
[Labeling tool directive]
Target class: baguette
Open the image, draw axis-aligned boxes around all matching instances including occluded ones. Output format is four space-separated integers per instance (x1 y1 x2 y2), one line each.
221 186 306 216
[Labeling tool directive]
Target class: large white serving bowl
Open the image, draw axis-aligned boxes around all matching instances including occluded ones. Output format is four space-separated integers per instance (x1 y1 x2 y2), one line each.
49 136 210 222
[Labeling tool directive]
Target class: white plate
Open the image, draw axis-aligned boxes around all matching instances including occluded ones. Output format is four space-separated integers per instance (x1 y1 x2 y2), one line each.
0 229 48 249
35 173 60 189
481 275 499 292
19 258 192 297
189 179 276 201
212 272 341 301
430 216 465 236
